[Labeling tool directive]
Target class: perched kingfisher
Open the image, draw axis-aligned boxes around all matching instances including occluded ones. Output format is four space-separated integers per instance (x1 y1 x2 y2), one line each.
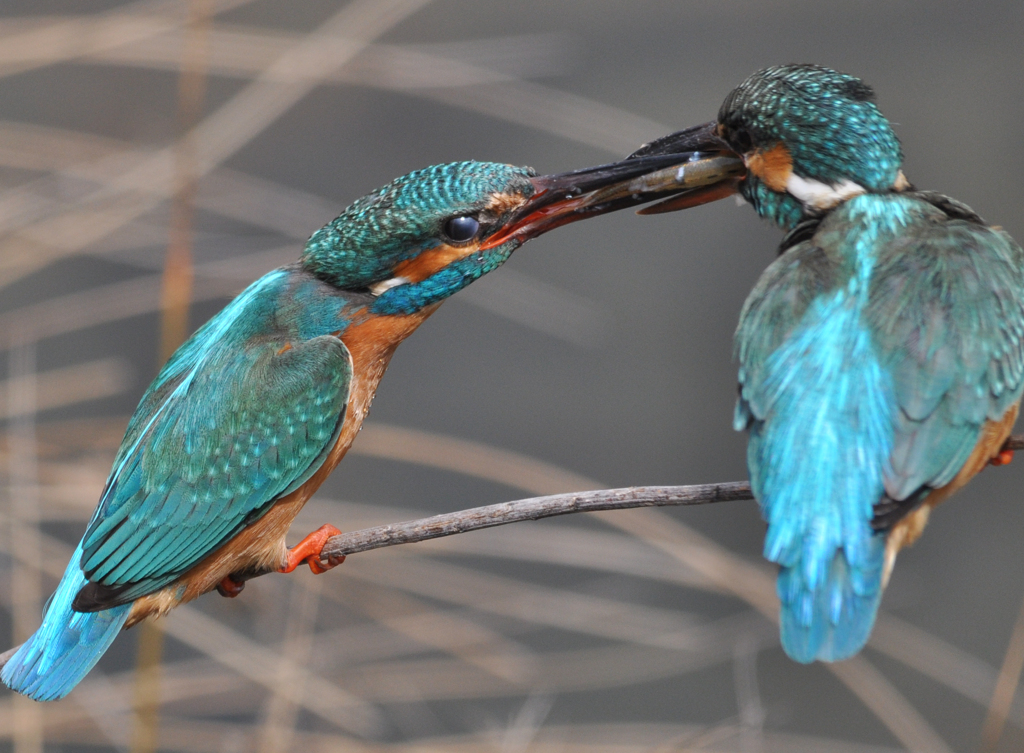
629 65 1024 662
0 154 733 700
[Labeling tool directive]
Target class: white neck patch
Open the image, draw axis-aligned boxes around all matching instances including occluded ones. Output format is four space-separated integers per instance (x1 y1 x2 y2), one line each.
785 173 867 211
369 276 409 297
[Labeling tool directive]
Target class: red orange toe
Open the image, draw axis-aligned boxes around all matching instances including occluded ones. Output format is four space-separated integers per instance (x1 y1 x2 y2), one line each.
216 574 245 597
991 449 1014 467
280 524 345 575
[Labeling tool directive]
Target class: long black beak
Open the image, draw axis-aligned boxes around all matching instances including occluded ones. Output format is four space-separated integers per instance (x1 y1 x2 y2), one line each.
480 144 744 250
625 120 747 214
628 120 731 158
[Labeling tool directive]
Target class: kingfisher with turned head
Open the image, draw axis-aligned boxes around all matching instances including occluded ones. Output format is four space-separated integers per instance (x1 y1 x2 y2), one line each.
630 64 1024 662
0 152 736 700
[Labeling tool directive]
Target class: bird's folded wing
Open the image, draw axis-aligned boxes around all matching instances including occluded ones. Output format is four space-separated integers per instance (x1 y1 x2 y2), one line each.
77 316 352 606
867 216 1024 500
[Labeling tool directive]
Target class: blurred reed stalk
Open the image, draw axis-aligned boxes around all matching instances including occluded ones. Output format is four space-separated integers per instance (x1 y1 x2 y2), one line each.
132 1 214 752
980 592 1024 753
8 334 42 753
256 577 324 753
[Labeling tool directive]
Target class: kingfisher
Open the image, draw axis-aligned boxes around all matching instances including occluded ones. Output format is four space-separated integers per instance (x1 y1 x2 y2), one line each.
629 65 1024 662
0 154 737 700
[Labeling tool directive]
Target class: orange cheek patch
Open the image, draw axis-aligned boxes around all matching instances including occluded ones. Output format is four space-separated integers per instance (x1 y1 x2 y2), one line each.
391 192 524 282
746 142 793 193
393 243 480 283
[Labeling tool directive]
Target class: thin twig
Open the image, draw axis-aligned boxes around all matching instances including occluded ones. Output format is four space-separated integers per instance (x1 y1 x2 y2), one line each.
307 432 1024 562
320 482 753 560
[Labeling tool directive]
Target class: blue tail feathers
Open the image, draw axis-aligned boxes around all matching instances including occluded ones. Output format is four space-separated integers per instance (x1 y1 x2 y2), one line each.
2 543 131 700
777 535 885 662
740 286 896 663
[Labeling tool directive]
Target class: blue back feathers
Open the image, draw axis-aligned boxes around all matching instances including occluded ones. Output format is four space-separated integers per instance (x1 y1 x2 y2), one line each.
738 186 1024 661
719 68 1024 661
737 196 914 661
78 269 354 604
3 266 357 697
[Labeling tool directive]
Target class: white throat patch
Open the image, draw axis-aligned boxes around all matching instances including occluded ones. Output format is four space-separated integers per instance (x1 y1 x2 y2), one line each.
785 173 866 211
369 276 409 297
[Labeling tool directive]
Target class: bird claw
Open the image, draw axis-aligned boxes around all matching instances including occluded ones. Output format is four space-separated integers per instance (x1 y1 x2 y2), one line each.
307 549 346 575
279 524 345 575
216 574 245 598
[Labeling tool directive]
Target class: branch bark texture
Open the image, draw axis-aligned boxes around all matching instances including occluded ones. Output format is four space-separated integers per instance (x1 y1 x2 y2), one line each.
318 434 1024 560
322 481 753 559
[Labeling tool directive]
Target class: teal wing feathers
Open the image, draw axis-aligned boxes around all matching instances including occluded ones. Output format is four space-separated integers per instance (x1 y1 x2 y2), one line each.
867 216 1024 499
75 272 353 608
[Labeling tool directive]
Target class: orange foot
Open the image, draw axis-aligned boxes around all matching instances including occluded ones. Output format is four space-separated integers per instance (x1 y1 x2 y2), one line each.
279 524 345 575
216 574 245 598
991 449 1015 467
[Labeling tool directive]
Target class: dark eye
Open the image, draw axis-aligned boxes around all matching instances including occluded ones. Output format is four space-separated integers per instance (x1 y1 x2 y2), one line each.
443 215 480 243
729 128 754 153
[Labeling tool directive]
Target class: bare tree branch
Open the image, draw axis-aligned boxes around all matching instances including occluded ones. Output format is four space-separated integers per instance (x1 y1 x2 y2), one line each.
322 481 754 559
213 433 1024 591
317 434 1024 561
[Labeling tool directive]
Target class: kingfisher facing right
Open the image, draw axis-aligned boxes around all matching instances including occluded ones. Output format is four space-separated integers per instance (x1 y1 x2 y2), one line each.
630 65 1024 662
0 150 732 701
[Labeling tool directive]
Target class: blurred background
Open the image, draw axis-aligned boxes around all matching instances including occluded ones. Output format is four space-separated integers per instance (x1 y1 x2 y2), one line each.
1 1 1023 751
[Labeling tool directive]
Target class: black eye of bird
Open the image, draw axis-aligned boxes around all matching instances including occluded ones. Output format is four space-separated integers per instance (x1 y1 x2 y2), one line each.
443 215 480 243
729 128 754 153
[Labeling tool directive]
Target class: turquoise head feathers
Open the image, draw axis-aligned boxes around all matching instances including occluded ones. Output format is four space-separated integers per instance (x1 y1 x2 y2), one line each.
719 65 906 228
302 162 536 290
627 65 907 229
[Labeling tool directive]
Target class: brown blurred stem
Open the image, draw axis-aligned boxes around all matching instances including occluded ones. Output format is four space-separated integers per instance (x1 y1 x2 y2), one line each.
979 433 1024 751
980 590 1024 753
158 0 213 362
135 1 214 752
